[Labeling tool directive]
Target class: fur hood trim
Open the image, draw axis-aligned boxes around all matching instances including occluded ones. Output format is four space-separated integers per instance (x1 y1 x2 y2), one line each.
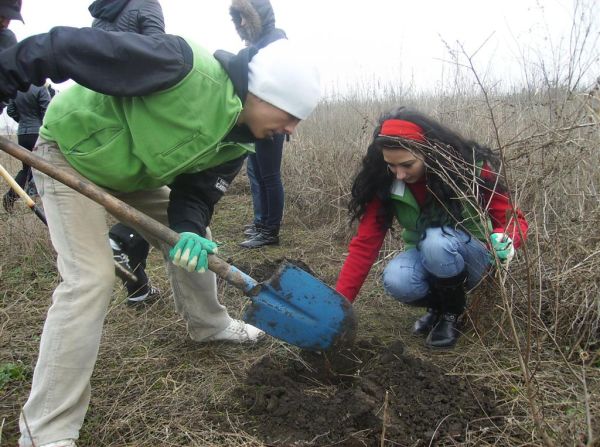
230 0 275 44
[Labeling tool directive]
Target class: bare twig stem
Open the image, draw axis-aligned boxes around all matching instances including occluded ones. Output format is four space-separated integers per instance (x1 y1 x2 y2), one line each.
457 40 556 447
380 390 389 447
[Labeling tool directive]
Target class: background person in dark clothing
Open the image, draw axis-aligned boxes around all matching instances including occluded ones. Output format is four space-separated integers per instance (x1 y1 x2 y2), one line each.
3 84 51 211
0 0 21 113
0 0 20 48
1 0 27 212
89 0 165 305
0 1 17 48
230 0 288 248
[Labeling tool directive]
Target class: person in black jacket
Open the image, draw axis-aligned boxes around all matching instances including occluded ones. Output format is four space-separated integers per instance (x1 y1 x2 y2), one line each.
231 0 289 248
0 0 21 113
0 1 18 47
88 0 165 306
0 0 20 48
3 85 51 211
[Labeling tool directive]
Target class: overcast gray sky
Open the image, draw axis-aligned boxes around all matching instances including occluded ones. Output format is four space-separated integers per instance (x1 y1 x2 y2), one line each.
7 0 600 97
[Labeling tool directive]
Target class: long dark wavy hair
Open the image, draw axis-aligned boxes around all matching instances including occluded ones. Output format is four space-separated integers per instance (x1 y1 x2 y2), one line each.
348 106 506 231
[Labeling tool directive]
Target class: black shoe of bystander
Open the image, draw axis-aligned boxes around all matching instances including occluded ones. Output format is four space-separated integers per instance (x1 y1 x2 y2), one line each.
239 226 279 248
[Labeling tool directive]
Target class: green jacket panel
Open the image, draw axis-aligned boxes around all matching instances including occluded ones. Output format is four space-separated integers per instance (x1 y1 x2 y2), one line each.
390 178 492 249
39 40 251 192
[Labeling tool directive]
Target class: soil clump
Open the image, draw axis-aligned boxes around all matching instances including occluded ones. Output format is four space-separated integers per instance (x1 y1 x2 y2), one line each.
236 338 496 446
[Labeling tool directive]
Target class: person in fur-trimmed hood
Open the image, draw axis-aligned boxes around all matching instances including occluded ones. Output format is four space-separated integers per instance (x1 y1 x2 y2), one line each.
230 0 285 47
230 0 290 248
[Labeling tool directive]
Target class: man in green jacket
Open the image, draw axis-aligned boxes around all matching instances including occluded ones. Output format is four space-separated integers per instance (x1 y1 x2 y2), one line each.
0 27 320 447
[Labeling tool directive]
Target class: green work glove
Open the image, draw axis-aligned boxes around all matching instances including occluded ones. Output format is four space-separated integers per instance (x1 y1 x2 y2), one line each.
490 232 515 264
169 232 218 273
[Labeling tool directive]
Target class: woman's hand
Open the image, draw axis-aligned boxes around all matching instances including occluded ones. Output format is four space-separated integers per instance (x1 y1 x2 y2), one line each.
169 232 218 273
490 233 514 264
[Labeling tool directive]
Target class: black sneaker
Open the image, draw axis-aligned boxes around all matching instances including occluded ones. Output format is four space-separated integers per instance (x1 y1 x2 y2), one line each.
110 238 138 284
127 285 161 306
239 227 279 248
25 181 38 198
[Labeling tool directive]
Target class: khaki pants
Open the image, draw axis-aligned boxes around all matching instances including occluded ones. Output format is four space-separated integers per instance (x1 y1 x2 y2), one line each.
19 139 232 446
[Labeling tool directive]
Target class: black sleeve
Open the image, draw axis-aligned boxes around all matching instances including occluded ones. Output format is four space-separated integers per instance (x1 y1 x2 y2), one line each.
6 99 18 122
168 156 247 236
37 86 51 118
0 26 193 101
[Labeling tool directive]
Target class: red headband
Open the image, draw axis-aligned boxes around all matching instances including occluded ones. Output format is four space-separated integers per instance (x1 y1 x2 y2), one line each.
379 119 426 142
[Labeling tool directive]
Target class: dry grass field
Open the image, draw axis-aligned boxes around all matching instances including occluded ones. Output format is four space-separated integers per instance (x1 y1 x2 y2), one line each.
1 42 600 446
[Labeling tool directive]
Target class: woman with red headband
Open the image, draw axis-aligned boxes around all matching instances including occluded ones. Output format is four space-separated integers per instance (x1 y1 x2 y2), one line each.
335 107 528 348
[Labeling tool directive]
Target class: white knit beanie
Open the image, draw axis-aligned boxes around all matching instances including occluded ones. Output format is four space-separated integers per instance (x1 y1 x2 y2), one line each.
248 39 321 120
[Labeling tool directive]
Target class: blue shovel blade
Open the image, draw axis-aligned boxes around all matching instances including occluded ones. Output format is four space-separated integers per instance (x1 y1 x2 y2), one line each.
243 262 356 351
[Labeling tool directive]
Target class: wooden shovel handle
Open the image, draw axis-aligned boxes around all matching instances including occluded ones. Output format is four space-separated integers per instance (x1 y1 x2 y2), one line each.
0 162 48 225
0 163 37 207
0 136 257 293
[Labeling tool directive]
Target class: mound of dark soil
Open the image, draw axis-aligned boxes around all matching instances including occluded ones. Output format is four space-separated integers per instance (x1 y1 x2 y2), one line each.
236 338 497 446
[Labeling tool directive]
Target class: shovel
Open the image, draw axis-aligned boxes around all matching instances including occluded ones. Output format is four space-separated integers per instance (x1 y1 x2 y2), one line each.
0 136 356 351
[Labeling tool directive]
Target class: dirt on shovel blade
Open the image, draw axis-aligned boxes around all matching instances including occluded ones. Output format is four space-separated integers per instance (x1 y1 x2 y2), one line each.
229 257 317 283
235 338 497 446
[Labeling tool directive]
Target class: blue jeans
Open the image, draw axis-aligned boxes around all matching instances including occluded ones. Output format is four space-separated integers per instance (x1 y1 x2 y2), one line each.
246 134 284 229
383 227 491 304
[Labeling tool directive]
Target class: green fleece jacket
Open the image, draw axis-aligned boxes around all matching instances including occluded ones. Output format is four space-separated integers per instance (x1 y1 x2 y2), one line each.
390 178 492 249
39 41 251 192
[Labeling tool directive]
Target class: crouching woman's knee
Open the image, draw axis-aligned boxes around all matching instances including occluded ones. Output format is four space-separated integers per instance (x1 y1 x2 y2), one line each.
382 264 427 305
419 227 456 259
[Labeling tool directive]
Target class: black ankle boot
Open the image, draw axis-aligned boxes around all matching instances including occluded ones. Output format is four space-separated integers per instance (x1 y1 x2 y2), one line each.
412 308 440 336
426 312 461 348
426 271 467 348
406 293 440 336
239 226 279 248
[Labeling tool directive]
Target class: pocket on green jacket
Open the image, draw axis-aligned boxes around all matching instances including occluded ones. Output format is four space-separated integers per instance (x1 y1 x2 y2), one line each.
63 127 124 157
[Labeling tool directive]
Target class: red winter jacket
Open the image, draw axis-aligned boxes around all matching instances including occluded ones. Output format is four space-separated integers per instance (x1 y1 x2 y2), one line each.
335 167 528 302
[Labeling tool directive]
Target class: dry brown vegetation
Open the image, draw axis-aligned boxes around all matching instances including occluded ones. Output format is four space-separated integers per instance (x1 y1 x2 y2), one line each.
1 83 599 445
1 4 600 445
